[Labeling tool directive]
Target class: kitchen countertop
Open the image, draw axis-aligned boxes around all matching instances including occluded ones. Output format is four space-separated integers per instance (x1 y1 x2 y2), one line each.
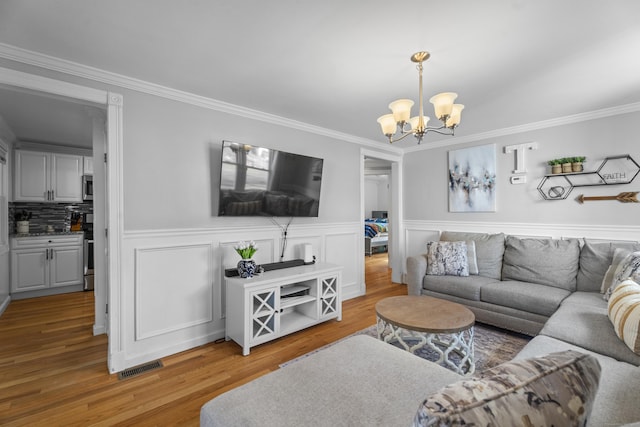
11 231 85 238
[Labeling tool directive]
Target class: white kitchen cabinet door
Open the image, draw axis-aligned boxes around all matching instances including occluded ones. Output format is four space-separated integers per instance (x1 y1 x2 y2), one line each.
83 156 94 175
11 248 48 292
50 245 83 287
51 154 83 202
14 150 49 202
14 150 83 202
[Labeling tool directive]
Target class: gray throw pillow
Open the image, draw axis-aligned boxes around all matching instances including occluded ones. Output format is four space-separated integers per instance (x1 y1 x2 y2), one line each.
502 236 580 291
440 232 505 279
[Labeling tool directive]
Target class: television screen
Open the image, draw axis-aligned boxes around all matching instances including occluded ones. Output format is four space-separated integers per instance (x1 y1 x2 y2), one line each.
218 141 323 217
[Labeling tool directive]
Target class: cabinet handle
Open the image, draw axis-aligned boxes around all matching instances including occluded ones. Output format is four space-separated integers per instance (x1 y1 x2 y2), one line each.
50 249 54 259
45 249 49 260
51 190 55 200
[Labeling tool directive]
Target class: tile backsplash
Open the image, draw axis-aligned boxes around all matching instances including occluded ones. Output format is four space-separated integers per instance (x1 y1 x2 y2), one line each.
9 202 93 234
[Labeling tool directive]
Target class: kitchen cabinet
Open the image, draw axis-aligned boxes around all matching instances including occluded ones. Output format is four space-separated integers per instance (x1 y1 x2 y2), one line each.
14 150 83 202
10 234 83 293
83 156 94 175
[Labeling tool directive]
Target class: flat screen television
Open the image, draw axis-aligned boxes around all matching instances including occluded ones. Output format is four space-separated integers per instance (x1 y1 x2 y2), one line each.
218 141 323 217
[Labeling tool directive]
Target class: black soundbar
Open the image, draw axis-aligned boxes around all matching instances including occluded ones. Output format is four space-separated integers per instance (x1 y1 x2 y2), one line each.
225 258 313 277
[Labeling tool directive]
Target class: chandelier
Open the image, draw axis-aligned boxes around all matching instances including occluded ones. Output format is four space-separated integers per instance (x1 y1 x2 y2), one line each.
377 51 464 144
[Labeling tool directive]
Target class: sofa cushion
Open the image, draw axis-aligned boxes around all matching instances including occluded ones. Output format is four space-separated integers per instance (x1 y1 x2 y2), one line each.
480 280 570 317
516 335 640 427
540 296 640 366
440 231 505 279
413 350 601 427
425 241 469 276
577 240 640 292
423 275 498 301
502 236 580 291
608 279 640 355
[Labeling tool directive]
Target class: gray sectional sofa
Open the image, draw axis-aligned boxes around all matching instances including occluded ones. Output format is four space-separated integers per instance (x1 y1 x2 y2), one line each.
201 232 640 426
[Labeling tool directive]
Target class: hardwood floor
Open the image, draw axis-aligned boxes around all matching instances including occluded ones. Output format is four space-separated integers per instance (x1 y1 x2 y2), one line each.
0 253 404 426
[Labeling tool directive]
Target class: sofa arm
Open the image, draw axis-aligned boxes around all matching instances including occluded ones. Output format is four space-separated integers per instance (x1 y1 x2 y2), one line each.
406 254 428 295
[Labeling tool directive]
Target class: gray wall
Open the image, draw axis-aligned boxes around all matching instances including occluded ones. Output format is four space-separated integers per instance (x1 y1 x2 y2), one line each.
122 91 363 230
403 111 640 226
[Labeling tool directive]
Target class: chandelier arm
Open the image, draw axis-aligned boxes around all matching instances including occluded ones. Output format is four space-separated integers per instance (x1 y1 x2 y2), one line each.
387 131 416 144
424 126 456 136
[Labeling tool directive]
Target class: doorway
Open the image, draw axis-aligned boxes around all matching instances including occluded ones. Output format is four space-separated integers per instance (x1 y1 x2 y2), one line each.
360 148 403 289
0 67 123 372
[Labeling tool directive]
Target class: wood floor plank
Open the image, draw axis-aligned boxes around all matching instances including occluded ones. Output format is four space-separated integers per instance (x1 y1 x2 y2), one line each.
0 253 402 426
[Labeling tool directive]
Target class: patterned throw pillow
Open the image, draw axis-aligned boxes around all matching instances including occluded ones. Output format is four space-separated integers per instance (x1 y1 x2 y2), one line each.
603 251 640 301
413 350 601 427
608 279 640 355
426 241 469 276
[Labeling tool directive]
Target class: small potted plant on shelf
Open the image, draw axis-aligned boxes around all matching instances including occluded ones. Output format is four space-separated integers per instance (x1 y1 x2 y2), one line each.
571 156 586 172
560 157 573 173
547 159 563 174
14 210 32 234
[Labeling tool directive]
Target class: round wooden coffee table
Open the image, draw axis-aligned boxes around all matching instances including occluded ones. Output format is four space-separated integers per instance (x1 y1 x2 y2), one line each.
375 295 475 375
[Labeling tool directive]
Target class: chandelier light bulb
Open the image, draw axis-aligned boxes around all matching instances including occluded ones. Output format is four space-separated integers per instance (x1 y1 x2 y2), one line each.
388 99 414 124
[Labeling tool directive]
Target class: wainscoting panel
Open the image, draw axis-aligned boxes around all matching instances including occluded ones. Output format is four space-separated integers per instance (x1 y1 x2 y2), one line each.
135 243 214 340
404 228 440 259
325 231 362 299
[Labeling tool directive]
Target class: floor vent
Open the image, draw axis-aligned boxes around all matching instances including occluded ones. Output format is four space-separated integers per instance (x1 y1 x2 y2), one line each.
118 360 163 380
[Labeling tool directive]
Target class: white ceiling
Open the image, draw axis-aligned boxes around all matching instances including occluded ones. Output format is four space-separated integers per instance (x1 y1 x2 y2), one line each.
0 0 639 150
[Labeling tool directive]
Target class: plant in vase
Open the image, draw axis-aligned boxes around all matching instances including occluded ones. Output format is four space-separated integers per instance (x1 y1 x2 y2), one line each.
235 241 259 278
571 156 586 172
559 157 573 173
547 159 562 174
14 210 32 234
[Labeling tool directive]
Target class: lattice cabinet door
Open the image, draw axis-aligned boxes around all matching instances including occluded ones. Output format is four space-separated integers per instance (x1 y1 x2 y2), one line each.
319 275 339 319
250 288 278 343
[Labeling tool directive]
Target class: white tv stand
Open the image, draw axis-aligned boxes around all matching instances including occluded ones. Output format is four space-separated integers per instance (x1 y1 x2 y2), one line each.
225 262 342 355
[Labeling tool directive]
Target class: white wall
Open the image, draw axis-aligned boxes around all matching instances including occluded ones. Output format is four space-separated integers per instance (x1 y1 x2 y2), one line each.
401 110 640 263
0 119 13 315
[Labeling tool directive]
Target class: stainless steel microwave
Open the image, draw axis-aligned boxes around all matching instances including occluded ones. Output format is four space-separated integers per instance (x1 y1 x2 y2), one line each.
82 175 93 201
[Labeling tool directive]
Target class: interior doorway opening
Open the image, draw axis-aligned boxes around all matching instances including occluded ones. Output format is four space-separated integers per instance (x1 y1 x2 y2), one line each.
361 149 403 292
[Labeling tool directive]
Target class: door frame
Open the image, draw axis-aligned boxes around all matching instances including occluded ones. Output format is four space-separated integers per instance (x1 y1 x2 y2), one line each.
0 67 124 373
360 148 404 286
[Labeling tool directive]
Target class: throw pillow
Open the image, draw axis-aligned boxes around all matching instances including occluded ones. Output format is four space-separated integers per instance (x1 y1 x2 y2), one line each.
413 350 601 427
603 250 640 301
426 241 469 276
466 240 479 275
440 231 505 279
608 279 640 355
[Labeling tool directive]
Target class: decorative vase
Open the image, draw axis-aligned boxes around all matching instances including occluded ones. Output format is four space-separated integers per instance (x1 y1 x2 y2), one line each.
572 162 583 172
16 221 29 234
237 259 257 278
551 164 562 174
562 162 572 173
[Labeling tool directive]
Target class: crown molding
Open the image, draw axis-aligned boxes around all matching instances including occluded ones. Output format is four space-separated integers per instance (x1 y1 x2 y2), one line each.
403 102 640 153
0 43 401 155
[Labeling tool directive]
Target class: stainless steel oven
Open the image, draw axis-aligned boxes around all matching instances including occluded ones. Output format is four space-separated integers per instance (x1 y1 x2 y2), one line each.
83 213 94 291
82 175 93 201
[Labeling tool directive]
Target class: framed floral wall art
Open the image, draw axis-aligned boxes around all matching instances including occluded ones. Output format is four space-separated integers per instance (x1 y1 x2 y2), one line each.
448 144 497 212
